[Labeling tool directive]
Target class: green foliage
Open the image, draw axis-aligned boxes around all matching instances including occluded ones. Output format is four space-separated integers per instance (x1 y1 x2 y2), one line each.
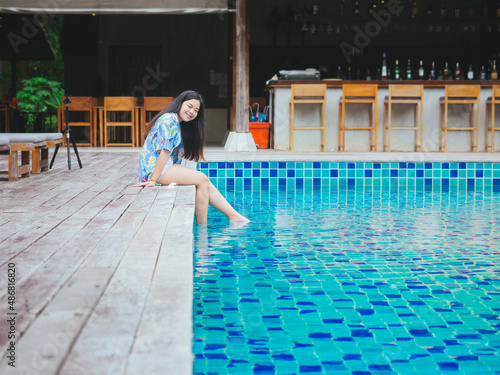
17 77 64 113
17 77 64 132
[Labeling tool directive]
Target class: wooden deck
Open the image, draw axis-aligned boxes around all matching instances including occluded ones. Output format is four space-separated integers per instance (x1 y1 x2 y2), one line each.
0 151 195 375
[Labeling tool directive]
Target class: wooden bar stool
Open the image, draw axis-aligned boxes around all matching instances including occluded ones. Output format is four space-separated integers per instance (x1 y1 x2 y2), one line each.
485 85 500 152
383 85 424 152
338 84 378 151
439 85 480 152
289 84 327 151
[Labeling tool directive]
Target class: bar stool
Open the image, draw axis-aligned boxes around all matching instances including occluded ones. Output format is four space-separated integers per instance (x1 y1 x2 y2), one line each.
439 85 480 152
383 85 424 152
338 84 378 151
485 85 500 152
289 84 327 151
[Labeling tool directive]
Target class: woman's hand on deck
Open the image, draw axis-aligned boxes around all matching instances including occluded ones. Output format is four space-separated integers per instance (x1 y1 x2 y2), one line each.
134 180 157 188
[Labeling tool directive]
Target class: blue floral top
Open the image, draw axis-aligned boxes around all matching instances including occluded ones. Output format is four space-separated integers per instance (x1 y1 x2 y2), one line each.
138 113 184 182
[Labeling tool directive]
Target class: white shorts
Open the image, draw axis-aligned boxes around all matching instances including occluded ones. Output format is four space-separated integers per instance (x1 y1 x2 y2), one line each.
157 159 197 185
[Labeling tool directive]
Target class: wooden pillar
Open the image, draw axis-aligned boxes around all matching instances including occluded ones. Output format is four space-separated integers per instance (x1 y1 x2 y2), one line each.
224 0 256 151
234 0 249 133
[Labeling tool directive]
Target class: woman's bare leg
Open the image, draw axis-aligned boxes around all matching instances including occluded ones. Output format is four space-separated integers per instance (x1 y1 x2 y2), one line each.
161 164 249 224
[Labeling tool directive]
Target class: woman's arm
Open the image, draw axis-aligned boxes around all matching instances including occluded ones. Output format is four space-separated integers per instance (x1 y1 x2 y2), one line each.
134 149 171 187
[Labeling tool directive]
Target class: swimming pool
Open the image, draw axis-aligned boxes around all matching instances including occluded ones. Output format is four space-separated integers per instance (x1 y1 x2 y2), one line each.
193 164 500 375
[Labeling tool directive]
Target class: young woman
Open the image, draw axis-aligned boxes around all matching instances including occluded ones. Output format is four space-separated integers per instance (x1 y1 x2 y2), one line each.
134 90 249 225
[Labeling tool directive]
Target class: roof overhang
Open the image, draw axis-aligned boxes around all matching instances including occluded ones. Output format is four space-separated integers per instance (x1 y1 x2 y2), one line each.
0 0 234 14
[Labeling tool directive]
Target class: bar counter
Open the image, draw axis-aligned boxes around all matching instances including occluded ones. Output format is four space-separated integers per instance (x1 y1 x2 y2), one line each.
267 80 498 153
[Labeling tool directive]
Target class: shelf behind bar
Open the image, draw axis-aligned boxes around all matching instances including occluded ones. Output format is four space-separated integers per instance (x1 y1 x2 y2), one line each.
268 80 500 88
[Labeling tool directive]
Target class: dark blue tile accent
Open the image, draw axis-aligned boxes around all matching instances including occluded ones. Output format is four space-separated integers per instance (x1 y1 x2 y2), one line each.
425 163 432 169
279 162 286 169
227 178 234 186
205 353 228 359
494 178 500 185
348 178 355 186
244 162 251 169
467 178 475 186
253 170 261 177
459 162 466 169
442 163 450 169
399 162 407 168
408 162 415 169
262 162 269 168
261 178 269 187
296 179 304 187
348 163 355 169
244 178 251 186
199 162 209 169
451 170 458 178
209 170 217 177
352 372 371 375
417 170 424 178
442 178 449 185
272 354 295 361
476 170 484 178
409 329 433 337
331 170 339 178
309 332 332 339
279 178 287 186
438 362 459 371
425 178 432 185
253 364 275 374
390 170 398 177
235 169 243 177
365 170 372 178
373 163 381 169
313 162 321 169
218 162 226 169
227 162 234 168
369 364 392 371
287 170 295 178
343 354 362 360
299 365 323 373
313 178 321 185
270 169 277 177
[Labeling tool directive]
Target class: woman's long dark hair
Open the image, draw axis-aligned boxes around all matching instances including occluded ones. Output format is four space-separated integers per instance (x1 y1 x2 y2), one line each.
144 90 205 161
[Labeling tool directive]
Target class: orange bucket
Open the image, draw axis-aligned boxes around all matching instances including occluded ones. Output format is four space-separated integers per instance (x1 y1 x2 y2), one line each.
249 122 270 149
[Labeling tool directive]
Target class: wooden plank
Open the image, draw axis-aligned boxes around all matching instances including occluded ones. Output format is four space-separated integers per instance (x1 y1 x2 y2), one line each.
126 202 195 375
0 267 112 375
60 192 176 374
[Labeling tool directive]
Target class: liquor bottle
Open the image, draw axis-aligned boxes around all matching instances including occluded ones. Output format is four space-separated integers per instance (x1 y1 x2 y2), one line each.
454 4 460 18
394 59 400 80
440 2 446 18
354 1 360 16
492 61 498 79
480 65 487 80
376 68 381 80
340 0 347 16
337 65 343 79
437 70 444 80
406 59 412 80
387 68 391 80
412 1 418 18
443 62 450 80
467 64 474 80
418 60 425 79
347 66 352 80
426 3 432 18
366 68 372 80
455 62 461 80
429 61 436 80
382 52 388 80
313 0 319 15
356 68 361 80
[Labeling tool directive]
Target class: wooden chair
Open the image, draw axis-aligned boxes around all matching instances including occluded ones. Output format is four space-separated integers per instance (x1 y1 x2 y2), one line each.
383 85 424 152
485 85 500 152
103 97 136 147
58 97 96 147
339 84 378 151
139 96 174 146
439 85 480 152
289 84 327 151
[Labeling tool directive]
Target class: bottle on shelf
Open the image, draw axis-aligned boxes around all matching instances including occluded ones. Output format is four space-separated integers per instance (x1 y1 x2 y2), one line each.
454 4 460 18
313 0 319 16
492 60 498 79
406 59 412 80
467 64 474 80
347 66 352 80
394 59 400 80
443 62 450 80
412 1 418 18
354 1 360 16
480 65 487 80
418 60 425 79
387 68 391 80
429 61 436 80
426 3 432 18
376 68 381 80
337 65 343 79
440 2 446 18
381 52 388 80
366 68 372 80
437 70 444 80
356 68 361 80
455 62 461 80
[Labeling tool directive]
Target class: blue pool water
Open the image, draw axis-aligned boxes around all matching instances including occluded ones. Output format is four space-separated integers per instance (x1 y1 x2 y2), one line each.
193 187 500 375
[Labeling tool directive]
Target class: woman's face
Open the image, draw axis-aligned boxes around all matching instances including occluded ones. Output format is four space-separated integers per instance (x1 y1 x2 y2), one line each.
178 99 200 122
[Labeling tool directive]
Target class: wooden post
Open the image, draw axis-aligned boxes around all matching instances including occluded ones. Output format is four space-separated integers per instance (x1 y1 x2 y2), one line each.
224 0 256 151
